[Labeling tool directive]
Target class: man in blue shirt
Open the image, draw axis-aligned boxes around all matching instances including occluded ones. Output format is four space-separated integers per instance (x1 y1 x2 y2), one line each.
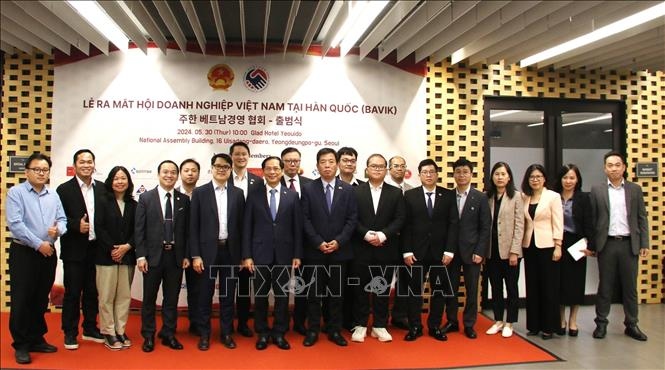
5 153 67 365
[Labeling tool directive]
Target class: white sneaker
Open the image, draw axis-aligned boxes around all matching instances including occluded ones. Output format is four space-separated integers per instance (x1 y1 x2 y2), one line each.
502 324 513 338
351 326 367 342
486 321 504 335
370 327 393 342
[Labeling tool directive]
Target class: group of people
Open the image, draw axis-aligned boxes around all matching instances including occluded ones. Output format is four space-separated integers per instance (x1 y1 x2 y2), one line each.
6 143 650 365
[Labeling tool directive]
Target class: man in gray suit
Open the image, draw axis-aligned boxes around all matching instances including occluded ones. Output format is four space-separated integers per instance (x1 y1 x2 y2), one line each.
589 151 649 341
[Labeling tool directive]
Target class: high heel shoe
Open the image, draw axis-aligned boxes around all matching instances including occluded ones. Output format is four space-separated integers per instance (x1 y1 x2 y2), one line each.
556 327 566 336
568 328 579 337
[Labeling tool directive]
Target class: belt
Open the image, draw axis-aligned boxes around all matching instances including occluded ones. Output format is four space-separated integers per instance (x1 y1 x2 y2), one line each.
217 239 227 247
163 243 174 250
608 235 630 240
13 239 27 246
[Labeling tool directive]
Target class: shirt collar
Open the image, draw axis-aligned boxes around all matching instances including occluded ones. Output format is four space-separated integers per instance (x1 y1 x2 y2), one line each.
157 186 173 199
456 186 469 196
422 186 436 195
233 169 246 180
212 180 227 191
76 176 94 188
25 181 49 195
607 179 625 189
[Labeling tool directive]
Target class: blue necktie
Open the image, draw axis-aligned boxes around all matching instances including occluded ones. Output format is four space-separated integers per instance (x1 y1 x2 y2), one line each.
426 192 433 217
269 188 277 221
325 184 333 212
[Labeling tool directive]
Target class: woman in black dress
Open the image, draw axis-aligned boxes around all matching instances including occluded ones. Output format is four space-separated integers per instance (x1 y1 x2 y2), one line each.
554 164 593 336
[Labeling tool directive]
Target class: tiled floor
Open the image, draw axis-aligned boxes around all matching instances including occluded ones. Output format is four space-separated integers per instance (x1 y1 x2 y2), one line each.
478 303 664 370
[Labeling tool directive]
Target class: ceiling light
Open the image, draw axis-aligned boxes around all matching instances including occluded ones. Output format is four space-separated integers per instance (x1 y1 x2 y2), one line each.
520 2 665 67
527 122 544 127
562 113 612 127
338 1 389 56
489 110 521 119
67 0 129 52
604 129 613 133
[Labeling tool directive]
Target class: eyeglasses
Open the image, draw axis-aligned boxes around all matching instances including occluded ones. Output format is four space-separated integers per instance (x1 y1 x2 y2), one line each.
213 164 231 172
529 175 544 181
391 164 407 169
368 165 387 171
283 159 301 165
454 170 472 176
27 168 50 174
341 158 357 164
420 170 437 176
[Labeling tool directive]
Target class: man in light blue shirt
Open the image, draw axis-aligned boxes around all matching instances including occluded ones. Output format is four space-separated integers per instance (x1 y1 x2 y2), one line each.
5 153 66 364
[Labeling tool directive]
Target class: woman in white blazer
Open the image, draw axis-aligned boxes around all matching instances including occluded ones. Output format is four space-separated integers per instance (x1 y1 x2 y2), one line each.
521 164 563 340
484 162 524 338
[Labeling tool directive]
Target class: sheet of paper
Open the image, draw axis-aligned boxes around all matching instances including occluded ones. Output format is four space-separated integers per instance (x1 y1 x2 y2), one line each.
567 238 587 261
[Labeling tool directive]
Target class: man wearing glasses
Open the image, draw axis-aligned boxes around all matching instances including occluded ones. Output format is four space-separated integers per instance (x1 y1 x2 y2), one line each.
337 147 365 186
401 159 458 342
6 153 66 364
190 153 245 350
350 154 405 343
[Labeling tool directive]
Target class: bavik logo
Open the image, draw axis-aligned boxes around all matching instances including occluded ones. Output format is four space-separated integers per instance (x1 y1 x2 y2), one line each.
207 64 235 91
135 184 147 195
244 66 269 92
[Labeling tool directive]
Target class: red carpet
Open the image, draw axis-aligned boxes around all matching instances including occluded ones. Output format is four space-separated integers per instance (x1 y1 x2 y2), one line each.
1 312 558 369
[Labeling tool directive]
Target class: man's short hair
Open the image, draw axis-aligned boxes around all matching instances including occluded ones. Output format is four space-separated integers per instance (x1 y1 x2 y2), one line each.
316 148 337 163
262 156 284 169
157 160 179 173
211 153 233 166
230 141 250 155
603 150 625 165
26 152 52 169
452 157 474 172
280 147 301 158
180 158 200 171
73 149 95 164
337 147 358 162
417 159 439 173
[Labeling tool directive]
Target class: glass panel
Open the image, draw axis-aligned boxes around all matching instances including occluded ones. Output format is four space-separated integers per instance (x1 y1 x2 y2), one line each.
488 109 545 187
560 112 613 192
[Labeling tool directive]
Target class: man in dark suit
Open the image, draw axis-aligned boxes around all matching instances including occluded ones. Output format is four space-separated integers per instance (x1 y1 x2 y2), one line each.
280 147 313 335
135 160 190 352
56 149 106 349
190 153 245 350
588 151 649 341
228 141 262 337
242 156 303 350
350 154 405 343
301 148 358 347
401 159 458 342
443 158 491 339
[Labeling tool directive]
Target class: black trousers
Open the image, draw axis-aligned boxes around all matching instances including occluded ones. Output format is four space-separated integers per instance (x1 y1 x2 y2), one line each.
292 265 307 328
253 265 291 335
184 266 201 331
235 268 252 327
390 266 408 321
524 246 560 334
446 258 482 328
486 257 521 323
595 238 639 327
305 262 346 333
141 250 183 338
9 242 57 350
352 263 394 328
61 244 98 336
198 246 237 336
402 260 453 330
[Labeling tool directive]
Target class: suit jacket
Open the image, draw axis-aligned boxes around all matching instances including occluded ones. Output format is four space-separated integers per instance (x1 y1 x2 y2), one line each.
522 188 564 248
589 181 648 255
57 177 107 262
455 187 491 264
401 186 458 262
95 194 137 265
242 184 303 265
488 191 524 259
352 182 406 264
135 187 189 267
189 181 245 266
569 191 594 247
301 178 358 262
229 171 262 198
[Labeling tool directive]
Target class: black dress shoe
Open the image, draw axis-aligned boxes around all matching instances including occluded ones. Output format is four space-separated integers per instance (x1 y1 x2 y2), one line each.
328 331 348 346
221 335 237 349
142 337 155 352
272 335 291 350
255 335 269 350
198 336 210 351
237 325 254 337
442 322 459 333
161 336 184 350
428 328 448 341
568 328 579 337
391 318 410 330
293 324 307 336
29 342 58 353
526 330 540 336
541 332 553 340
464 327 477 339
624 325 647 341
15 349 31 364
404 327 423 341
303 331 318 347
592 325 606 339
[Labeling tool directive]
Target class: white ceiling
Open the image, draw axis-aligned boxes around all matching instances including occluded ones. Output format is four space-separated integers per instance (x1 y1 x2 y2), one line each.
1 1 663 72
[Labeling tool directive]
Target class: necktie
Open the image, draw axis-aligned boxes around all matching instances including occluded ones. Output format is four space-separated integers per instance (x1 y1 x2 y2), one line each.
325 184 333 212
269 189 277 221
164 193 174 242
289 178 296 191
457 193 462 218
426 192 433 217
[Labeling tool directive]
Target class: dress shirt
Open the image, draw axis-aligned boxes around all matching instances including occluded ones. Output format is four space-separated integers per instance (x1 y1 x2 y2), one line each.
6 181 67 250
338 175 361 186
266 184 281 213
283 174 302 196
176 185 193 199
157 186 174 221
214 181 229 240
364 183 387 243
607 180 630 236
233 169 249 200
456 187 469 218
384 176 412 194
77 176 96 240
